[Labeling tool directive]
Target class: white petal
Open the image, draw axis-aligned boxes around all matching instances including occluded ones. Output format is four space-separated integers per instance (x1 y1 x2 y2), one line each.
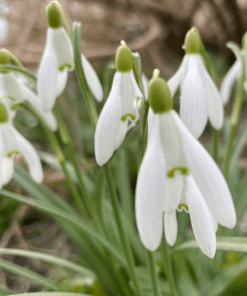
180 55 208 138
142 73 149 100
186 175 216 258
56 69 68 97
13 129 43 183
119 72 139 122
37 29 58 112
82 54 103 102
1 124 19 156
114 120 128 150
167 55 189 96
220 60 241 105
3 72 24 101
53 27 74 71
164 212 177 246
20 84 57 131
172 111 236 228
196 55 223 130
164 173 183 213
130 70 143 98
136 115 165 251
94 72 122 166
1 157 14 185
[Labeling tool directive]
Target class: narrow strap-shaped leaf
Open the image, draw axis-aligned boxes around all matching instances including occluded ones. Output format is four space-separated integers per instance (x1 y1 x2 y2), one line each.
0 248 95 277
0 258 59 290
174 237 247 253
9 293 90 296
0 285 14 295
0 190 127 267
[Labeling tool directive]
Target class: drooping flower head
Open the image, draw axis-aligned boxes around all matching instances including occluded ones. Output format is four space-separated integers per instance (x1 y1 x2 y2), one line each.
167 27 223 138
37 1 74 112
0 49 57 131
136 70 236 258
94 41 142 166
0 101 43 187
220 32 247 105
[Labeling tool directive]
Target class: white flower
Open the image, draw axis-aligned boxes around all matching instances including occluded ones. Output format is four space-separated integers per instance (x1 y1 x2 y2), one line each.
37 27 74 112
81 54 103 102
0 102 43 186
95 70 142 166
220 43 246 105
167 28 223 138
167 54 223 138
0 71 57 131
136 109 236 258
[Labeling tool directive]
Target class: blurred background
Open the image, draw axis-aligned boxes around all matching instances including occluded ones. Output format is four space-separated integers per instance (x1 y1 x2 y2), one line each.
1 0 247 76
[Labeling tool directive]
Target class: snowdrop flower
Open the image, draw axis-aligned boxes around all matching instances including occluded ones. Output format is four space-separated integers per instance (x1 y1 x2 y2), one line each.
136 70 236 258
95 41 142 166
0 101 43 187
37 1 74 112
167 28 223 138
220 33 247 105
0 50 57 131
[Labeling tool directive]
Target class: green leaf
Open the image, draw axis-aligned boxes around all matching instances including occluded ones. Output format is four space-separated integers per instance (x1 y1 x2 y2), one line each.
205 256 247 296
0 248 95 277
9 293 90 296
0 190 127 267
0 258 59 290
0 285 14 296
174 237 247 253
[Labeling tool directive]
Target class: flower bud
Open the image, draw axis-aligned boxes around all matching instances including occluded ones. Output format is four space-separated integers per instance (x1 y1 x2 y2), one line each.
46 1 62 28
115 41 133 72
0 102 8 123
184 27 201 54
148 69 172 113
242 32 247 51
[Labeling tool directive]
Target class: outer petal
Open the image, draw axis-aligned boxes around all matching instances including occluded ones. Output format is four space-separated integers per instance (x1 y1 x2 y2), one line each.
164 212 177 246
186 175 216 258
164 173 183 213
136 115 165 251
1 157 14 185
56 70 68 97
82 54 103 102
196 56 223 130
37 29 58 112
3 72 25 101
53 27 74 71
1 124 19 156
13 129 43 183
114 120 128 150
167 55 189 96
94 72 122 166
180 54 208 138
172 111 236 228
20 84 57 131
220 60 241 105
142 73 149 100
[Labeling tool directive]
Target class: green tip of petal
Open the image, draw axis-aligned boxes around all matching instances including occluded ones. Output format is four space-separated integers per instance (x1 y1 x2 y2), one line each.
242 32 247 51
148 69 172 113
167 166 188 178
0 102 8 123
115 41 133 72
7 150 20 158
184 27 201 54
46 1 62 28
178 203 189 212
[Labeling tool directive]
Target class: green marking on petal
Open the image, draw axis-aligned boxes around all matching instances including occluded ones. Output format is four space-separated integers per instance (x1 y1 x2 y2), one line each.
121 114 136 122
46 1 62 28
167 166 188 178
7 150 20 158
59 63 73 71
178 203 189 212
0 102 8 123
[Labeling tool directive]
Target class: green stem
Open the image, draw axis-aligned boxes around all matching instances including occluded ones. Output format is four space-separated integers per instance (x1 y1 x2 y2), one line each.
161 237 176 296
72 22 98 128
21 102 89 220
212 128 219 163
53 106 105 233
147 251 161 296
223 73 245 178
103 163 142 296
